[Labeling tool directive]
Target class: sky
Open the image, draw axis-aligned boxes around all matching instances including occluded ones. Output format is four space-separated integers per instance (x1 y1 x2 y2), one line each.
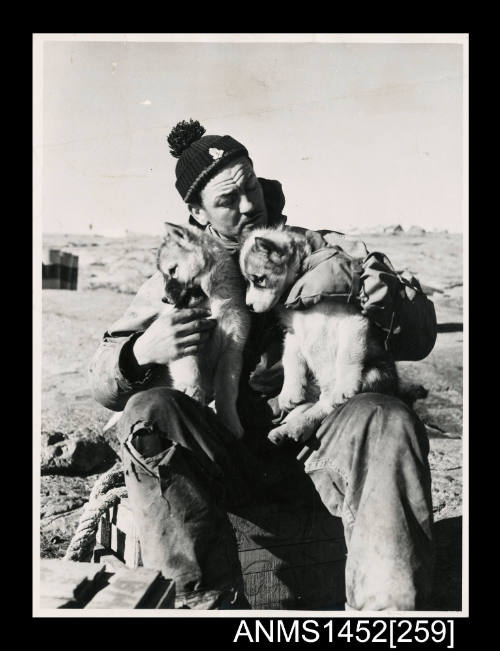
37 36 465 236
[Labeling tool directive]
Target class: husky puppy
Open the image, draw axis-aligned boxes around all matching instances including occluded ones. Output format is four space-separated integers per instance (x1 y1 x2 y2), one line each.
239 227 398 445
104 223 250 439
154 222 251 439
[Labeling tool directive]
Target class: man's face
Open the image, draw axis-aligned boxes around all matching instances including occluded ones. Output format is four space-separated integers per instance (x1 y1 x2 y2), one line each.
188 157 268 241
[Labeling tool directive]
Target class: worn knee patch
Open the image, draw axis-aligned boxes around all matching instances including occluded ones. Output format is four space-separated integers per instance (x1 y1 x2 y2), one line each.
130 424 172 459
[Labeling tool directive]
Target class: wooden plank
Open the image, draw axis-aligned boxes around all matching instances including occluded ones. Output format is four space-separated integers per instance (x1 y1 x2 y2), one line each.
113 498 134 531
48 249 61 265
244 560 346 610
93 546 128 571
42 265 60 289
59 252 79 290
104 500 142 568
88 555 175 608
155 581 176 609
40 560 107 608
42 249 61 289
60 252 72 289
85 568 171 609
42 249 78 290
109 523 141 567
233 507 346 610
110 523 126 560
40 596 80 609
135 574 175 609
239 537 347 574
96 512 111 548
230 506 345 551
96 499 346 609
70 254 79 290
69 253 78 290
42 248 63 289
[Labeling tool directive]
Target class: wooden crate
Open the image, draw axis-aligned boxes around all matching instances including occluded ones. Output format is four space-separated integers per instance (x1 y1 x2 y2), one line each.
95 498 142 568
39 559 175 609
42 248 78 290
230 504 347 610
95 498 346 610
40 559 107 608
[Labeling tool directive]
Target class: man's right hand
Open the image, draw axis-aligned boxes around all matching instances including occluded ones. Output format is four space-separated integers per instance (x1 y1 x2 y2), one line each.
132 307 216 366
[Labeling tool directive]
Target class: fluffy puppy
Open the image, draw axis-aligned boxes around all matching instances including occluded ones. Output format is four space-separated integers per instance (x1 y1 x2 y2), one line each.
104 223 250 439
239 227 398 445
156 222 251 438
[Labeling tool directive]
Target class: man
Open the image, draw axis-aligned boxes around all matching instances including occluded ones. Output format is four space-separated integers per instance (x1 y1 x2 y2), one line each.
89 120 435 610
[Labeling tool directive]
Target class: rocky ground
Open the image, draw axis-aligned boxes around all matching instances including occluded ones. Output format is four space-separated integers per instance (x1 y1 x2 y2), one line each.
39 228 464 610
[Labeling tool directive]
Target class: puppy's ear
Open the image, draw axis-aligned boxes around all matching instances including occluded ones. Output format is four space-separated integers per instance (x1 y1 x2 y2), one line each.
254 237 285 258
163 222 189 239
163 222 197 250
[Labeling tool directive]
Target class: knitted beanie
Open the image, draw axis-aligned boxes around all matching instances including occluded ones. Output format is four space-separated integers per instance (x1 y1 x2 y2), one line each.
167 119 250 202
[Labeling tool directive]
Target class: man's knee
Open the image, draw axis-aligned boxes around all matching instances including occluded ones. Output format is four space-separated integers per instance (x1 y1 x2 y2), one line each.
320 392 429 460
355 392 428 461
118 387 187 450
123 387 185 420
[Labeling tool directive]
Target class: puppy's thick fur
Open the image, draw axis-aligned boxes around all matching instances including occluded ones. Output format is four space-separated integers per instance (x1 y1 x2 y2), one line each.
104 223 250 439
156 223 251 438
239 227 398 444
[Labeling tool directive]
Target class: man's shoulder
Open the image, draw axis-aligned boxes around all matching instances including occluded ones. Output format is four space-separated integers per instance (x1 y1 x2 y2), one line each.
318 230 368 258
285 224 369 259
108 271 165 335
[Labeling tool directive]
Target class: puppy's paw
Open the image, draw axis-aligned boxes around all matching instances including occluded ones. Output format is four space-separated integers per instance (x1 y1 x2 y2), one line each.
268 418 315 445
268 427 287 446
287 419 315 443
278 388 306 413
330 393 350 407
331 384 361 407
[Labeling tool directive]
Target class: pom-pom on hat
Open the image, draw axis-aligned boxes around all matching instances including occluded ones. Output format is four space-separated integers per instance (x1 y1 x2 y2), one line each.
167 119 250 202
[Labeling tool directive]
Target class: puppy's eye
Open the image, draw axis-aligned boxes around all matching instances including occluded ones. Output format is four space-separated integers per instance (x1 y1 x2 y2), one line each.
253 275 266 288
168 264 178 278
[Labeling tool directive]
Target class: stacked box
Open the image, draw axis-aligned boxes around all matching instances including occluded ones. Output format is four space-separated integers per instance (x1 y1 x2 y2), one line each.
42 248 78 290
42 249 61 289
95 498 347 610
39 559 175 609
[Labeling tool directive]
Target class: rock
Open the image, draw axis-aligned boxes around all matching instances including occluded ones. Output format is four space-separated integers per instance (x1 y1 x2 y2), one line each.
412 388 463 439
41 506 85 536
40 507 85 559
41 430 117 476
383 224 404 235
347 223 402 235
407 225 426 235
428 438 462 521
40 474 97 559
420 283 444 296
40 475 94 517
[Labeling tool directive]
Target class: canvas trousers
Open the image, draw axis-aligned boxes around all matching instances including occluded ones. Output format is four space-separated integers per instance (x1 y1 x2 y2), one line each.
117 387 434 610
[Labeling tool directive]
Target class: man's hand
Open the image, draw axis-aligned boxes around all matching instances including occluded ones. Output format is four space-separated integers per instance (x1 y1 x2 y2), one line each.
133 307 216 366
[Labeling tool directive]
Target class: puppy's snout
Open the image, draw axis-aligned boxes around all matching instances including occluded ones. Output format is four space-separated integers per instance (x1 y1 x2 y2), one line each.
163 277 186 306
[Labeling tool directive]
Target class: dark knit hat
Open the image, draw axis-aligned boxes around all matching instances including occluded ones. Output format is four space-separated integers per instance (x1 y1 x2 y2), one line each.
167 119 250 202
